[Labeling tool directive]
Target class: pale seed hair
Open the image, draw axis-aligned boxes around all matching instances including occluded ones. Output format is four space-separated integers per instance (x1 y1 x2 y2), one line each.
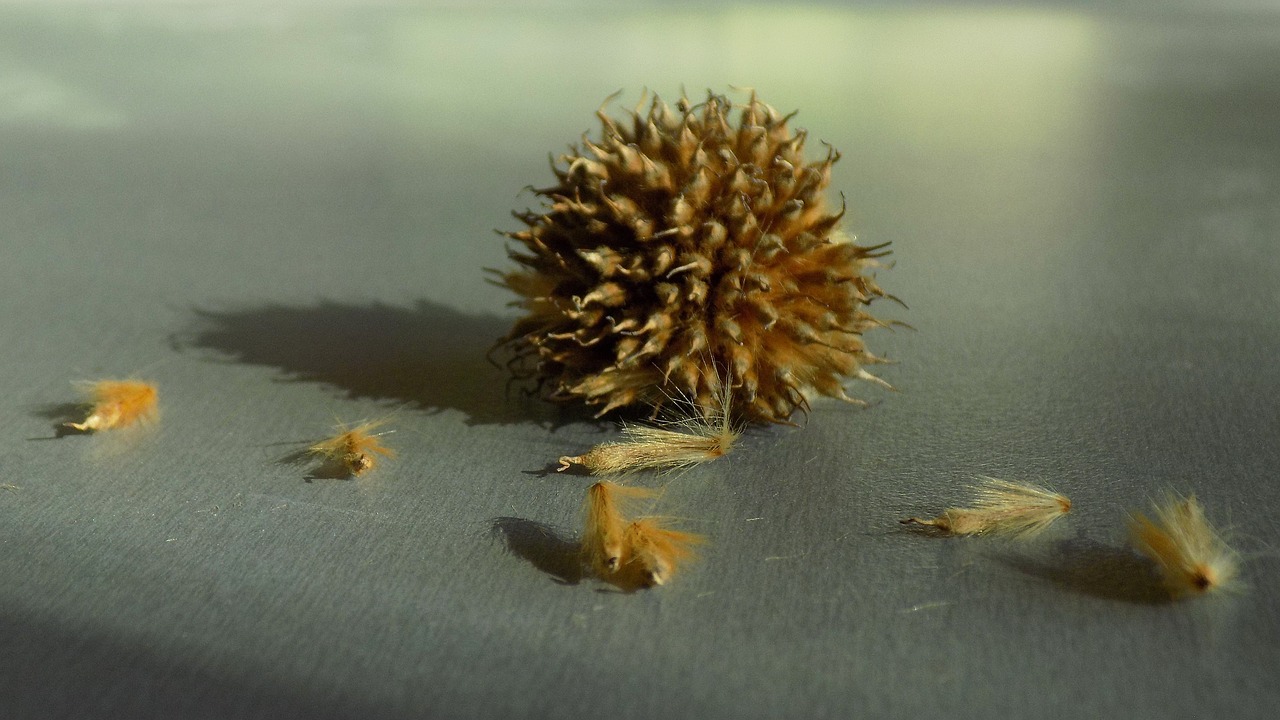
496 89 898 424
558 377 741 475
581 481 658 577
902 476 1072 538
308 420 396 477
1129 493 1239 597
64 380 159 432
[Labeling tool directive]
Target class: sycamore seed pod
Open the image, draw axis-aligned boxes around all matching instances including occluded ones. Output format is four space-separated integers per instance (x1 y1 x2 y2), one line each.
495 90 898 424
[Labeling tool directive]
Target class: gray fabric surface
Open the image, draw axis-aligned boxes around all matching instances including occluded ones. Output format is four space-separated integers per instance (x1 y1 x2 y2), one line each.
2 4 1278 719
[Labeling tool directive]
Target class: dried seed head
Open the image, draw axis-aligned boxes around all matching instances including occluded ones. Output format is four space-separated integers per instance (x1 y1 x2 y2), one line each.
496 90 897 424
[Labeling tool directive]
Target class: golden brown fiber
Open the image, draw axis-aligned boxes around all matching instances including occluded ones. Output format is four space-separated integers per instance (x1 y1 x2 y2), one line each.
622 518 705 587
1130 494 1238 597
308 421 395 477
581 481 657 577
902 476 1071 538
495 90 897 424
557 422 738 475
558 383 740 475
65 380 158 432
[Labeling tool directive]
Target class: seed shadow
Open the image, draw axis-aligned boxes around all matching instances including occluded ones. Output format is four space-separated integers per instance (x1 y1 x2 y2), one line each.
525 459 593 478
275 447 360 482
27 402 87 439
490 517 583 585
178 300 567 427
304 463 358 482
996 538 1171 605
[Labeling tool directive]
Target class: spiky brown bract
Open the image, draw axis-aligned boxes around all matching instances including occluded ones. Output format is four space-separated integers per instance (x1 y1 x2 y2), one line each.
1130 494 1239 597
65 380 158 432
497 90 895 424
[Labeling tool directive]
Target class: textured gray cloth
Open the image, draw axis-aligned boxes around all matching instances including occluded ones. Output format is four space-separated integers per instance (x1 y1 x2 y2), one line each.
2 5 1278 719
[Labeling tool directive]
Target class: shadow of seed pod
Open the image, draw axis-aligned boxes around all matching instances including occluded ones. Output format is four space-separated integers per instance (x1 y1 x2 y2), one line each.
493 89 900 424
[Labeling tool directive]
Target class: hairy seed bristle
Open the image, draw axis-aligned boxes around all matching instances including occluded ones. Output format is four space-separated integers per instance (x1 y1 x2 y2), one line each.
622 517 705 587
558 374 741 475
309 420 396 477
1129 493 1239 597
902 476 1071 538
581 481 658 577
64 380 159 432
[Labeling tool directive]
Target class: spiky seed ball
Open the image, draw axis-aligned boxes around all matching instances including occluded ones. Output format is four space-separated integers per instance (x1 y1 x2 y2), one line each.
495 90 896 424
